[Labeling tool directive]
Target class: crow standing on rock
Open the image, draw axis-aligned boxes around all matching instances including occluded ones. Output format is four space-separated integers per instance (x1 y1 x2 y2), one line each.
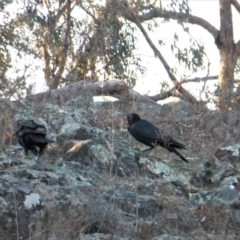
16 120 54 161
127 113 188 163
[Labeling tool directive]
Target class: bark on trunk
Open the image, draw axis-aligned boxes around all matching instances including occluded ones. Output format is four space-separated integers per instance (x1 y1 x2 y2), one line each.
217 0 237 110
218 48 237 107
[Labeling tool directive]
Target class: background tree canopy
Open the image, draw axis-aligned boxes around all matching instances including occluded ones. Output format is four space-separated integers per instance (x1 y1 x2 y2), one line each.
0 0 240 110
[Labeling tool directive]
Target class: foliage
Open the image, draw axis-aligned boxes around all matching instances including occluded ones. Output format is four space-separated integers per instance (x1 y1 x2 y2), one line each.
1 0 238 107
0 2 34 99
171 33 206 74
0 0 145 93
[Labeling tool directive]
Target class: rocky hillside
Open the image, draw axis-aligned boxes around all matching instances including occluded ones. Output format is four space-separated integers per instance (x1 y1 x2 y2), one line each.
1 80 240 240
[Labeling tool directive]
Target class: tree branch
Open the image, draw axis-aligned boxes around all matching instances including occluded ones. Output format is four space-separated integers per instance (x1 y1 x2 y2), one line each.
148 88 185 102
121 5 198 104
24 79 200 105
130 12 176 80
25 80 128 105
228 0 240 14
51 0 72 89
182 76 218 83
173 80 198 104
182 76 240 84
122 7 219 39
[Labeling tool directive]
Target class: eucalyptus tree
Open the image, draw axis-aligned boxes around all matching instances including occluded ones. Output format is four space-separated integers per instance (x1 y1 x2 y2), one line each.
10 0 143 90
0 0 144 97
3 0 239 109
115 0 240 109
0 0 34 99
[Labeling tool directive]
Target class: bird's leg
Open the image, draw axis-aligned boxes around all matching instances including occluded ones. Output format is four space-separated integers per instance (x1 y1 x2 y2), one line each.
36 146 45 161
35 155 41 161
24 149 29 159
142 147 154 152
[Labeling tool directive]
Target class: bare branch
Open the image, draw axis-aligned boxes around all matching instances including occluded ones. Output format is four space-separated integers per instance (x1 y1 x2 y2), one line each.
228 0 240 14
24 79 199 105
148 88 185 102
182 76 218 83
173 80 198 104
120 4 198 104
122 7 219 39
79 1 98 23
42 42 52 87
25 80 128 105
182 76 240 84
130 12 176 80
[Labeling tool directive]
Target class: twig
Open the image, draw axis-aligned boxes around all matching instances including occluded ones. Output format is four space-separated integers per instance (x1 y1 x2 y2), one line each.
14 191 19 240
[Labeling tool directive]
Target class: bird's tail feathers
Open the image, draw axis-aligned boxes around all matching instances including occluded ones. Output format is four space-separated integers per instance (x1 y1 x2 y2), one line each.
172 148 188 163
159 140 186 150
170 140 186 150
45 137 55 143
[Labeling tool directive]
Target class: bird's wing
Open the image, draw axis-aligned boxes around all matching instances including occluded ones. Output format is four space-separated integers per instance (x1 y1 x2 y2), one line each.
16 119 47 137
135 121 160 139
32 120 46 129
18 120 46 130
131 120 166 143
128 120 164 147
20 120 38 129
131 120 185 148
26 134 50 144
16 127 47 137
15 124 23 134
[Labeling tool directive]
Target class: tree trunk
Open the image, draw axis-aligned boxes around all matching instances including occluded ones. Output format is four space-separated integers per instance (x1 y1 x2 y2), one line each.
217 0 237 110
52 0 72 89
218 48 238 109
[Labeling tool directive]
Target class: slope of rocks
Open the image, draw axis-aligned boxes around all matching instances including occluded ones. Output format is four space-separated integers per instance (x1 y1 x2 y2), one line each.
1 81 240 239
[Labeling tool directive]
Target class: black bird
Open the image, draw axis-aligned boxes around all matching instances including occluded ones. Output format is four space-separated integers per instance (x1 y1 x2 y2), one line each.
15 120 54 161
127 113 188 163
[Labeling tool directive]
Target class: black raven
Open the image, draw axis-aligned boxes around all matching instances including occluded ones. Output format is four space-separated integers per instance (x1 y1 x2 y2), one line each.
16 120 54 161
127 113 188 163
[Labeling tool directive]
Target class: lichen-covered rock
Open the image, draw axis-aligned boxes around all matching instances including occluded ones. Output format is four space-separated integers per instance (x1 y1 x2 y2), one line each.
190 160 238 189
215 144 240 167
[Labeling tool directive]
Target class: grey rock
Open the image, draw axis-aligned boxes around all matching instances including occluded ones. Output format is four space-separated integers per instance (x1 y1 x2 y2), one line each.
215 144 240 167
